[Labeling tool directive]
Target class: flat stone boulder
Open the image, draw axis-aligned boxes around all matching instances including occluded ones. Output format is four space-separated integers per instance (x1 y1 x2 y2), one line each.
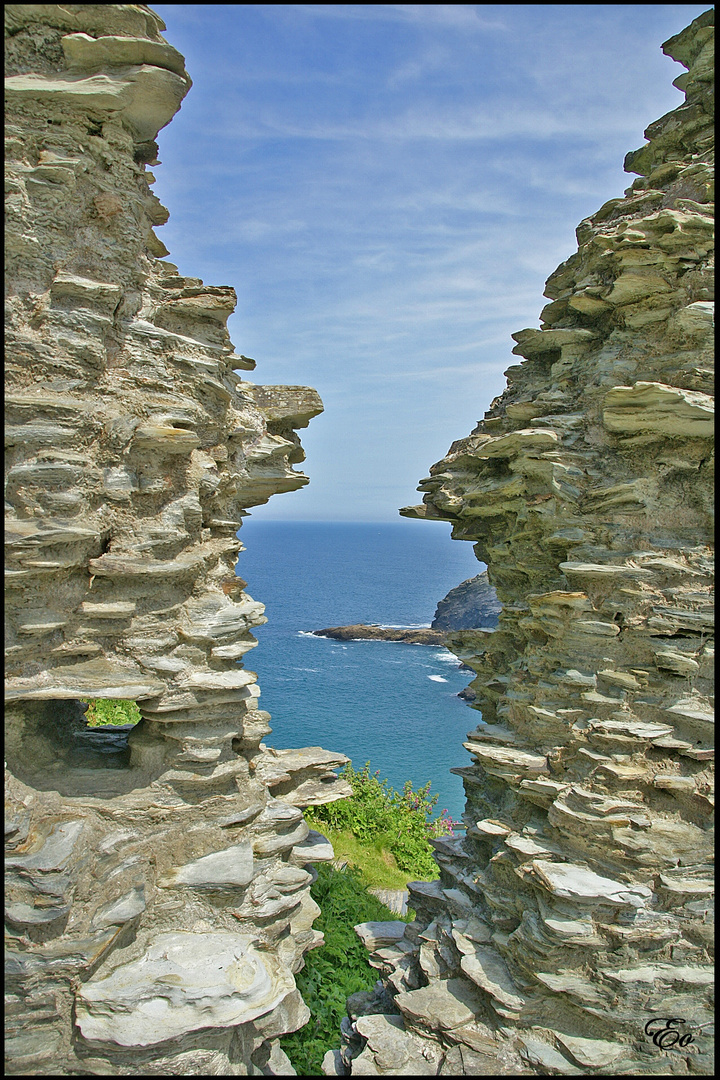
61 32 188 78
353 1013 441 1074
5 820 84 872
290 829 335 865
253 746 350 786
91 887 147 928
395 977 482 1032
470 427 560 459
463 742 549 776
5 900 71 928
522 859 652 907
179 668 256 690
5 656 164 700
553 1033 625 1069
459 945 525 1012
7 927 122 979
368 888 408 916
354 922 408 951
517 1034 581 1075
587 719 674 740
75 932 295 1046
158 843 254 889
602 963 714 987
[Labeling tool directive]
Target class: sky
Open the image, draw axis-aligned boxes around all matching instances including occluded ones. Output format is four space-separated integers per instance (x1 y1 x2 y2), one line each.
151 4 708 521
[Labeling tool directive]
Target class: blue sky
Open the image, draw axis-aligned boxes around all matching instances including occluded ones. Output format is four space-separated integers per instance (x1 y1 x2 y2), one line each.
151 4 707 521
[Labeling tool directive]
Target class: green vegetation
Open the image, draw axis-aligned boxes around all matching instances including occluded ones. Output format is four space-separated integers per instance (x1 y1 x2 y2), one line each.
280 863 403 1076
81 698 142 727
280 764 461 1075
308 825 414 891
307 760 459 881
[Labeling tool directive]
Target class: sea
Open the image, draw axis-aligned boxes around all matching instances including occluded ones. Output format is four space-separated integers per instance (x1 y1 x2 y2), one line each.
235 519 483 825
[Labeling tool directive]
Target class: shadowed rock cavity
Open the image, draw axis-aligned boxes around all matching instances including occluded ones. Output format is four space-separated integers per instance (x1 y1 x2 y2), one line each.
336 10 714 1077
5 4 351 1074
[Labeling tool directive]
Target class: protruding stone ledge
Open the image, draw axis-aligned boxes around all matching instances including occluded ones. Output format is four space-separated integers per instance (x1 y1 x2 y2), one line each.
241 384 324 429
602 380 714 436
5 67 190 143
61 32 188 78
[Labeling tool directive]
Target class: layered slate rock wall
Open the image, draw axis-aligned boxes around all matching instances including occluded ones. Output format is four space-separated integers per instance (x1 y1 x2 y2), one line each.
336 11 714 1076
5 5 350 1074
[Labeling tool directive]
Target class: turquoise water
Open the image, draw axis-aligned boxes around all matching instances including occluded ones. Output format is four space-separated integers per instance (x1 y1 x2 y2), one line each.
236 520 482 824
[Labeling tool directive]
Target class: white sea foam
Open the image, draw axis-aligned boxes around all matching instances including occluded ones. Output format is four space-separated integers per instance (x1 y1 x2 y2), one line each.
379 623 431 629
436 650 462 664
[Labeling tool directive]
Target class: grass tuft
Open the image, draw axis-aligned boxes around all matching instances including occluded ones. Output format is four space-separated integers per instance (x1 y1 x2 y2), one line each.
81 699 142 727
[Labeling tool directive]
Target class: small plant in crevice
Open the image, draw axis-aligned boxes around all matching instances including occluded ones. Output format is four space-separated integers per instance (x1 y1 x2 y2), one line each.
81 698 142 727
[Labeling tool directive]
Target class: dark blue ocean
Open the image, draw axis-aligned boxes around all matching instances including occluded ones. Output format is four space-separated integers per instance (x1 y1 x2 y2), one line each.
236 520 482 824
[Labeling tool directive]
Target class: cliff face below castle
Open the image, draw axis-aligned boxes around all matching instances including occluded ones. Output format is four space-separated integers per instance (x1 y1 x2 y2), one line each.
337 10 714 1077
5 5 349 1075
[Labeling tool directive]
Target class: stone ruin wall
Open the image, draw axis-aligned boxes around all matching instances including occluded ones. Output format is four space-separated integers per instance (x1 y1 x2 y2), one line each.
334 10 714 1077
5 5 352 1074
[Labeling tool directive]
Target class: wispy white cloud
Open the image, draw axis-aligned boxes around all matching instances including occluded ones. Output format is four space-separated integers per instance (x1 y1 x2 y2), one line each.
293 4 508 31
385 43 451 88
214 100 652 142
375 360 502 380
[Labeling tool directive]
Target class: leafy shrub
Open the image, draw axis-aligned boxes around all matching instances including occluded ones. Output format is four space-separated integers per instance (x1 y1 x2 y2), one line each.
309 761 460 880
81 699 142 727
280 863 398 1075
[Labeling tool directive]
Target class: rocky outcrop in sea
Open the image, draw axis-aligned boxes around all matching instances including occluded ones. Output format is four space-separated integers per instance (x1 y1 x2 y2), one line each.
313 625 448 645
312 570 501 645
5 5 348 1074
431 571 501 631
335 9 714 1076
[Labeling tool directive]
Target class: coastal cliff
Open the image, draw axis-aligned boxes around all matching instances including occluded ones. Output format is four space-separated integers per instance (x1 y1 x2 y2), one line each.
336 10 714 1076
5 5 349 1075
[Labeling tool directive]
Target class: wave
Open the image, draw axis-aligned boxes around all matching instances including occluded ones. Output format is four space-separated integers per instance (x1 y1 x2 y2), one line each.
378 623 431 629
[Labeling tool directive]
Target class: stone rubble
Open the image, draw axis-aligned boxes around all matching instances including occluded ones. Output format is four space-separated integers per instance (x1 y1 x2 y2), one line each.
337 10 714 1077
5 4 350 1074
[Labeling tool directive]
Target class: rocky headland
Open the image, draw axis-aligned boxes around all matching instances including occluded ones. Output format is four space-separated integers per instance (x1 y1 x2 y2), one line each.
334 9 714 1077
313 625 448 645
312 571 501 646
